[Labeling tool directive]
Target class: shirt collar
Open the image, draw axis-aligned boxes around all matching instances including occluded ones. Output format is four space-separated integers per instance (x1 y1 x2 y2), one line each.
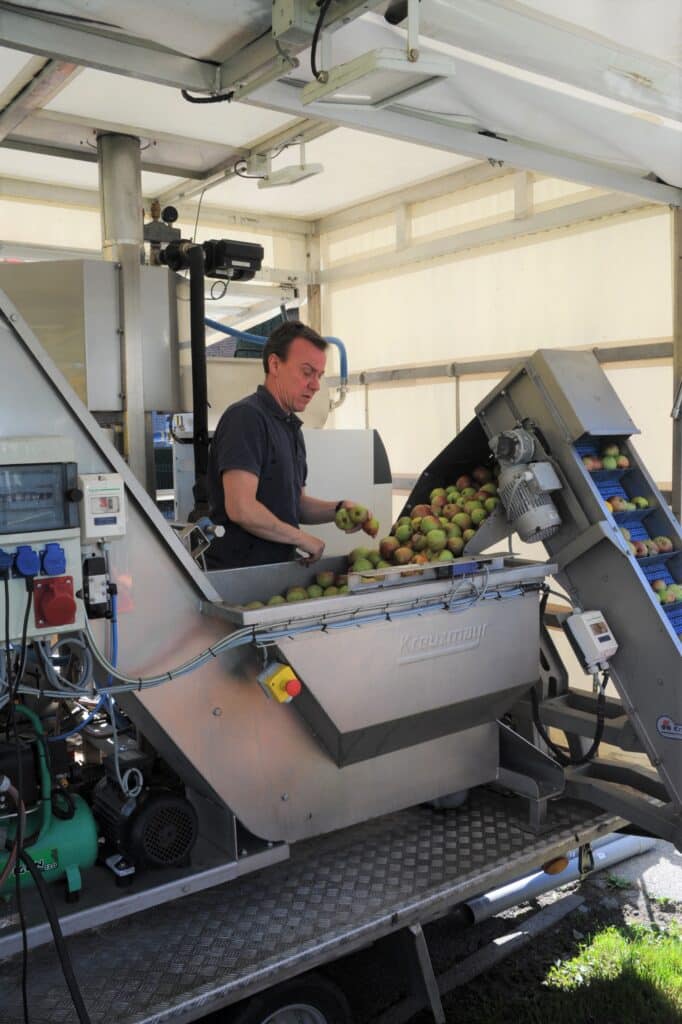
256 385 302 427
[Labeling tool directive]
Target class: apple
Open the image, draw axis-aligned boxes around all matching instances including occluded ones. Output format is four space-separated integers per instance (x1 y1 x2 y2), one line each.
653 536 674 553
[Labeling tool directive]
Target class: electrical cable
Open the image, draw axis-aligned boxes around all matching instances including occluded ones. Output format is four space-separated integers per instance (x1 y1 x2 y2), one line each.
209 280 229 301
311 0 334 81
191 188 207 244
2 579 29 1023
531 587 608 766
12 581 33 700
233 159 267 180
18 850 92 1024
0 778 24 888
530 675 608 767
181 88 233 104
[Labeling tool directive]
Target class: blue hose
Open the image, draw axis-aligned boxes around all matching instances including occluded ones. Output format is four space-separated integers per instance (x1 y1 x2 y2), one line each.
48 594 118 742
204 318 348 382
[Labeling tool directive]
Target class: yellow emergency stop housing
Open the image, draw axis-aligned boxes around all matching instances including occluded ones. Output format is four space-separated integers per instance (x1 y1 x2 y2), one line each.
257 662 302 703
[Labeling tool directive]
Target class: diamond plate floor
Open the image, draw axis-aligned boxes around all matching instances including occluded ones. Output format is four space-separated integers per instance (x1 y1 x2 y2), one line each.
0 792 617 1024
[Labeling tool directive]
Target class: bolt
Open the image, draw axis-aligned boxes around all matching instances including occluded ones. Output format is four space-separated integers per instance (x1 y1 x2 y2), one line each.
408 47 419 62
281 793 289 802
9 314 18 322
212 707 222 717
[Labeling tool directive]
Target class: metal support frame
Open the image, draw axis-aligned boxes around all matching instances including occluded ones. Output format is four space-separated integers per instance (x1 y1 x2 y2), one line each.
0 58 79 142
318 193 659 284
97 132 151 491
252 80 682 207
0 0 380 95
0 2 218 91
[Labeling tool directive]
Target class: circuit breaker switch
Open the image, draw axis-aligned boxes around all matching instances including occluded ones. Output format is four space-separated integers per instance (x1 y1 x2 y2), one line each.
258 662 302 703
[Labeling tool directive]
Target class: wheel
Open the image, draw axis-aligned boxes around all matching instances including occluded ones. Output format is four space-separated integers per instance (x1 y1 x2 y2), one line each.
225 973 352 1024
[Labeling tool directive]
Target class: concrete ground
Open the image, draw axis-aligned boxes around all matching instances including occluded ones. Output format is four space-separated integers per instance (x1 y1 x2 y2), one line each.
604 838 682 901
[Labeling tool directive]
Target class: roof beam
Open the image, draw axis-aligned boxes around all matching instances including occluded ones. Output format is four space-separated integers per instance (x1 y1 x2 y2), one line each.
0 58 80 143
0 3 217 91
252 80 682 207
2 135 207 180
0 176 314 235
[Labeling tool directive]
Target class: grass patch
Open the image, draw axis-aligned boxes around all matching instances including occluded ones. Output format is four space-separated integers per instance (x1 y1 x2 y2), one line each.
546 922 681 1003
448 922 682 1024
605 873 635 890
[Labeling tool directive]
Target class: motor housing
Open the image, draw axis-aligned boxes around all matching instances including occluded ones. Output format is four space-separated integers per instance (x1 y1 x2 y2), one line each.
93 779 198 869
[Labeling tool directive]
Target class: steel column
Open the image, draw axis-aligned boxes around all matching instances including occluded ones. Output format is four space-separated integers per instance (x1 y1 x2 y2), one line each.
97 133 152 492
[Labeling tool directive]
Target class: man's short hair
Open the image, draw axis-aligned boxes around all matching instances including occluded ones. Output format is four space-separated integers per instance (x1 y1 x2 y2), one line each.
262 321 327 374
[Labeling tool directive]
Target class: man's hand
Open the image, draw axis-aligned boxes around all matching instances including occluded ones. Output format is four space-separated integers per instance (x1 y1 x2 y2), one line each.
296 532 326 565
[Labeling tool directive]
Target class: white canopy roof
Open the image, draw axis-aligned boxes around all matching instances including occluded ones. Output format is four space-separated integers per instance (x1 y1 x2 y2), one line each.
0 0 679 219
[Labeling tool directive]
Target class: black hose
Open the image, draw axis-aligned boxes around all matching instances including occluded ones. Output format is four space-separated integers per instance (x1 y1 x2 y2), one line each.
531 673 608 767
18 850 92 1024
311 0 334 80
385 0 408 24
181 89 233 104
187 244 210 518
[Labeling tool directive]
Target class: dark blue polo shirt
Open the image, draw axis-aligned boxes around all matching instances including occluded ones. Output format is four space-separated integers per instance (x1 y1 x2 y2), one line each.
205 385 308 570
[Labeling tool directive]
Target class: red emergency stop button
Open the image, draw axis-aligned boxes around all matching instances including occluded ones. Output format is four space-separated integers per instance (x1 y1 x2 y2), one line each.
285 678 302 698
34 576 77 628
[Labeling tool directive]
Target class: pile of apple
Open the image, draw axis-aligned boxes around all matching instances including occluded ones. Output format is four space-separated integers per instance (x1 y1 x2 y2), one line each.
650 578 682 606
242 568 351 609
606 495 650 514
347 466 500 573
582 442 629 472
621 527 674 560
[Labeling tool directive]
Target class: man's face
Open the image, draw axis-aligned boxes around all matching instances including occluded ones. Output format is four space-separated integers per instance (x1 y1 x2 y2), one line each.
267 337 327 413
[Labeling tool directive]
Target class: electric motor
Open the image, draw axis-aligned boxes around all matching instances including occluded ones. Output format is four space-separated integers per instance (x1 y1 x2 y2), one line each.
93 779 198 869
497 463 562 542
491 428 562 543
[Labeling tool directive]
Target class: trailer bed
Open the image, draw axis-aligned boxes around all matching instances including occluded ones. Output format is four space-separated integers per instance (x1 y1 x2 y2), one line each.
0 790 621 1024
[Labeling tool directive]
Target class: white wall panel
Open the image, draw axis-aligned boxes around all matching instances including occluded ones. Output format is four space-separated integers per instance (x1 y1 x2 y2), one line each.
327 211 671 374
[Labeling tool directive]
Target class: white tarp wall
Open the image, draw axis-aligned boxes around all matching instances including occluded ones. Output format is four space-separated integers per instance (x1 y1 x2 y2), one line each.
323 176 673 508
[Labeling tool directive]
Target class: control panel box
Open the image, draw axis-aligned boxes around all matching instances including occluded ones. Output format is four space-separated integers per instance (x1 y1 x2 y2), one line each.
79 473 126 541
565 610 618 671
0 528 84 641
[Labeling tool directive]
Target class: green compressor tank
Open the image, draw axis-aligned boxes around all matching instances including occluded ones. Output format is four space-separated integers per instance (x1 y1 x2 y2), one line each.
0 706 98 897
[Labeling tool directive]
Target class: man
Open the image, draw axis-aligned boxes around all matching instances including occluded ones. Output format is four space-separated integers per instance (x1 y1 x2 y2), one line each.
205 320 364 571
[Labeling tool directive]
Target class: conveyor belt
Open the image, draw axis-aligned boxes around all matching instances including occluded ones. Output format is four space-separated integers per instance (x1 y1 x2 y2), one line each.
0 790 620 1024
